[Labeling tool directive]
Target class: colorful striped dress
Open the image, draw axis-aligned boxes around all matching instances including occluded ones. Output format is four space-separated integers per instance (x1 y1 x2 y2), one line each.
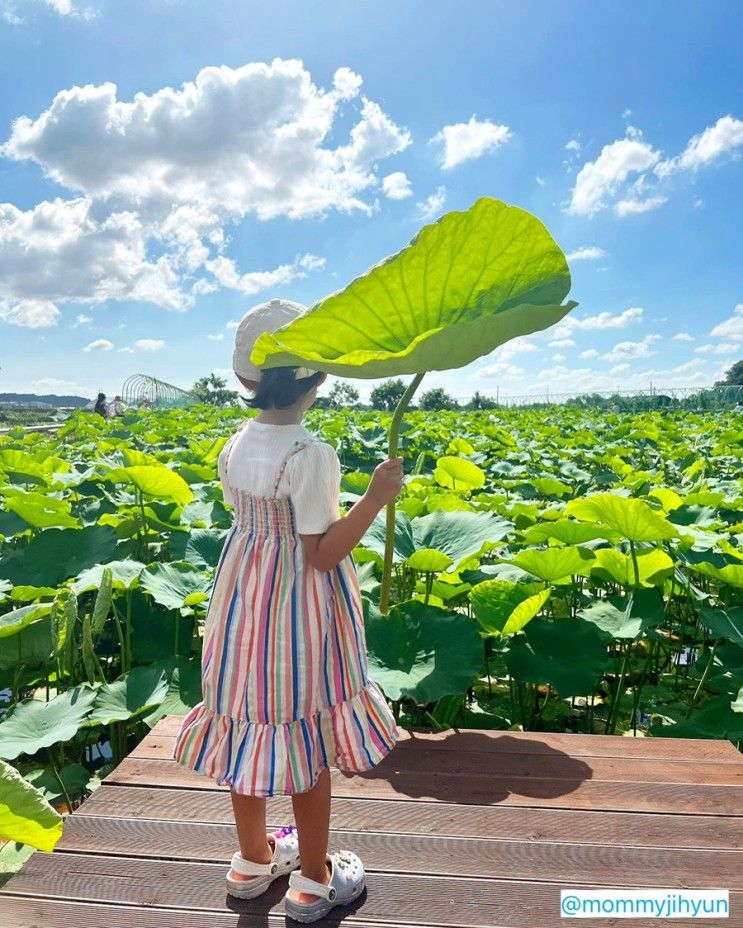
173 428 399 796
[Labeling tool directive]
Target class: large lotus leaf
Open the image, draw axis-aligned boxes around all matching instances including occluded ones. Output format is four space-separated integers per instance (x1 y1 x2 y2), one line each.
590 547 675 588
2 489 80 529
141 658 203 728
364 599 483 702
698 606 743 647
140 562 212 611
522 519 608 546
361 508 512 568
687 561 743 589
87 664 170 726
0 525 118 587
0 684 98 760
565 494 678 543
434 457 485 491
505 616 610 697
112 465 193 506
469 579 551 636
73 559 146 594
0 616 53 672
0 760 63 852
0 603 53 648
250 198 577 378
168 528 228 569
505 545 596 583
24 762 94 806
578 590 665 640
649 694 743 740
404 548 453 573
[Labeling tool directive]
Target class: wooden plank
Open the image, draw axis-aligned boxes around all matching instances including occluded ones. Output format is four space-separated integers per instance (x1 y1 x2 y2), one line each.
3 852 741 928
0 898 418 928
155 714 743 761
106 755 743 815
53 814 743 888
132 732 743 786
79 784 743 850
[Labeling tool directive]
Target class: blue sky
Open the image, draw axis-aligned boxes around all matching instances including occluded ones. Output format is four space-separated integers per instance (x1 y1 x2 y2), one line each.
1 0 741 402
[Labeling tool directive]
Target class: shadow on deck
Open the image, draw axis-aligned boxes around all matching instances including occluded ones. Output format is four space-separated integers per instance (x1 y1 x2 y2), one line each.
2 715 742 927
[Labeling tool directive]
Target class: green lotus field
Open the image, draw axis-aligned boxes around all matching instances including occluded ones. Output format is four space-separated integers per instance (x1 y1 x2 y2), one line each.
1 403 743 854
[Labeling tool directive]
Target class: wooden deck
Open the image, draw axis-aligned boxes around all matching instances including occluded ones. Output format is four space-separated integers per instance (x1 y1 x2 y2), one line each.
2 715 742 927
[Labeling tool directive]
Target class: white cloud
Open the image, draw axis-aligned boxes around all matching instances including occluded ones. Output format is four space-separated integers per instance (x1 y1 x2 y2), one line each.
0 60 408 322
549 338 575 348
558 306 644 334
472 360 524 380
565 139 581 153
381 171 413 200
615 195 667 216
1 60 410 222
74 313 92 326
431 116 511 169
0 298 59 328
695 344 713 354
535 175 545 187
204 252 325 296
207 333 225 341
552 353 567 362
580 349 600 359
568 133 661 215
134 338 165 352
568 115 743 218
566 246 606 261
672 332 694 342
83 338 114 352
656 116 743 178
417 186 447 220
0 198 192 324
710 303 743 341
601 334 661 362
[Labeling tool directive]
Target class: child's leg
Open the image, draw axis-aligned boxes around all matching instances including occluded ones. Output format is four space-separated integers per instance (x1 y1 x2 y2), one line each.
229 790 272 881
287 766 332 903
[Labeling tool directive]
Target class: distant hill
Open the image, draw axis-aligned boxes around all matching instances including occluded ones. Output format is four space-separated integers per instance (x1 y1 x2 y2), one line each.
0 393 90 408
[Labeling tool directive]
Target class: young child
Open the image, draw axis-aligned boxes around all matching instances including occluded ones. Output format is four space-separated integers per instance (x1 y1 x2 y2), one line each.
173 298 402 923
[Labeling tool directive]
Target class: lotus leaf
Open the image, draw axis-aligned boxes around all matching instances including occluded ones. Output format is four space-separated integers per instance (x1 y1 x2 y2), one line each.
250 198 577 378
565 493 678 543
505 616 611 697
364 599 483 702
0 760 63 852
469 579 551 636
505 545 596 583
434 457 485 491
578 590 665 639
0 684 98 760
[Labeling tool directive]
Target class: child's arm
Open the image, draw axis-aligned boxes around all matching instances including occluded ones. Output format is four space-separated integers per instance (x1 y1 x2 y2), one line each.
300 457 403 572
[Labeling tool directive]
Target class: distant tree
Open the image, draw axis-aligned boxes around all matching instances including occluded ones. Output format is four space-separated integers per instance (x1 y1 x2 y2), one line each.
420 387 460 411
370 378 408 411
327 381 360 409
716 359 743 387
465 390 497 410
192 374 239 407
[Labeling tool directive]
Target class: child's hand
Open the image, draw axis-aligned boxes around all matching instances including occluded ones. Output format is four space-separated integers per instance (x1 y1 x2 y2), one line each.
366 456 404 507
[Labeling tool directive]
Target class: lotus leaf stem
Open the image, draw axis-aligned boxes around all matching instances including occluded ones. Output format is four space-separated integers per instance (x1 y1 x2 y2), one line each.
379 372 425 614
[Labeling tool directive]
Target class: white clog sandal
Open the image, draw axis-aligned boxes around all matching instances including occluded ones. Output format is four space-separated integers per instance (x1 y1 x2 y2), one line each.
225 825 300 899
284 849 365 923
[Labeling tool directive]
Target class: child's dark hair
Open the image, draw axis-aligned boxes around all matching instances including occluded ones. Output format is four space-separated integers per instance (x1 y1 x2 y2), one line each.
242 367 324 410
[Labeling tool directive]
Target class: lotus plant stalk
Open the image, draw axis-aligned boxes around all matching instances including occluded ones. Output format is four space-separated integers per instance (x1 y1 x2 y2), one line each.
379 372 425 615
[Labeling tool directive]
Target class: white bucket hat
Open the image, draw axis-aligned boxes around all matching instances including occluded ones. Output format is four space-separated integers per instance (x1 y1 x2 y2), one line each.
232 298 315 381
